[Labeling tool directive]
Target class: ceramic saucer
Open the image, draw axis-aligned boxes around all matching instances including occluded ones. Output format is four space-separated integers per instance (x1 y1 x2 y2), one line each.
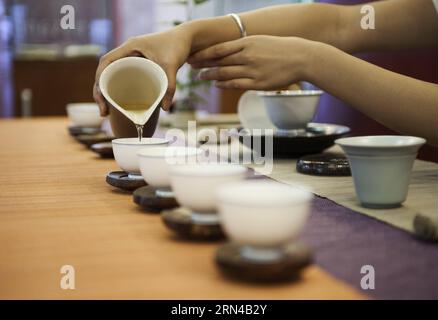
91 142 114 159
162 207 225 240
106 171 146 192
216 242 312 283
133 186 179 213
237 123 350 158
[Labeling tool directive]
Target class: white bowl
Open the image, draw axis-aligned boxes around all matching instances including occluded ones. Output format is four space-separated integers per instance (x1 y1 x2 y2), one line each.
66 103 103 127
258 90 323 130
137 146 204 189
112 138 169 174
170 163 247 213
238 91 276 130
217 181 313 247
336 135 426 208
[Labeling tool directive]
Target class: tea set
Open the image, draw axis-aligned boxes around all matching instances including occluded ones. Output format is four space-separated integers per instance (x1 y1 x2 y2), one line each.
66 57 426 282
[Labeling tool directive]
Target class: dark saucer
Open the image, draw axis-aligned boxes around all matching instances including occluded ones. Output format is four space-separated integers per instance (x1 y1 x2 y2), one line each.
68 125 102 137
76 133 114 147
91 142 114 159
162 207 225 241
296 153 351 176
216 242 312 283
133 186 179 213
236 123 350 158
106 171 147 192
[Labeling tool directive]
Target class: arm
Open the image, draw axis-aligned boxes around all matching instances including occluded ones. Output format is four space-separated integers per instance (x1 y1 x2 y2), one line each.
186 0 438 54
189 34 438 146
94 2 344 113
306 42 438 146
187 0 438 145
339 0 438 52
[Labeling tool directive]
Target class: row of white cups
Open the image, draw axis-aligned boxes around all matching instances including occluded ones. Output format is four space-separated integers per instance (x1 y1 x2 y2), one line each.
113 137 313 258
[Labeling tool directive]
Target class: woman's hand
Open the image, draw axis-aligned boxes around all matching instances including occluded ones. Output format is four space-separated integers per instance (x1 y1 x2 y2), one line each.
93 27 193 115
188 35 313 90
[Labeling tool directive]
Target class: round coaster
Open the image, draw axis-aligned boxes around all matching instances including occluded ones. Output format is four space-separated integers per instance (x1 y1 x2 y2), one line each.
296 153 351 176
76 133 114 147
68 125 101 137
91 142 114 159
106 171 146 192
162 207 225 241
133 186 179 212
216 242 312 283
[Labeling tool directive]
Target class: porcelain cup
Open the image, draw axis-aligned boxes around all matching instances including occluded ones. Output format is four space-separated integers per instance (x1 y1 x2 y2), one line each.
336 135 426 208
66 103 103 128
258 90 323 130
112 138 169 175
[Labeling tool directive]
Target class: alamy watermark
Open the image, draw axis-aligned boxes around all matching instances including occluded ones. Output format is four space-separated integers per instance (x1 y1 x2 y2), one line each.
60 265 75 290
360 265 375 290
162 121 274 175
360 5 375 30
60 5 75 30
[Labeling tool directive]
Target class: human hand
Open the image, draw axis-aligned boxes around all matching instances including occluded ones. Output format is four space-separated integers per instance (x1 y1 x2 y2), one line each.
188 35 313 90
93 28 192 115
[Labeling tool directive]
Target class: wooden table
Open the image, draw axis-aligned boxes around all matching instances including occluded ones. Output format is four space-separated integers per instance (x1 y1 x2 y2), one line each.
0 117 365 299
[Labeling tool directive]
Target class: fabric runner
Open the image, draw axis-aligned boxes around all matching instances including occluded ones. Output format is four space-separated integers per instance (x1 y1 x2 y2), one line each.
302 195 438 299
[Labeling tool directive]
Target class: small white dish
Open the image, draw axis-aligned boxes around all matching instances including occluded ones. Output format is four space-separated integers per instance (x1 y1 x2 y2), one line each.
170 163 247 213
137 146 204 195
336 135 426 208
217 181 313 248
238 90 276 130
258 90 323 130
66 103 103 128
112 138 169 175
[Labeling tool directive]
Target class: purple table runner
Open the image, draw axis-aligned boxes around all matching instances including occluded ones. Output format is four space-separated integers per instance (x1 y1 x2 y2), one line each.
300 195 438 299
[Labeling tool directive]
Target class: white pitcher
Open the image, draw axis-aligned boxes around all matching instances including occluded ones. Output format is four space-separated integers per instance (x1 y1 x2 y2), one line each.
99 57 168 126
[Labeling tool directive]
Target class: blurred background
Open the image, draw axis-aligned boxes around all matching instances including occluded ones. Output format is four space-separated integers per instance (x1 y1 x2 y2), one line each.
0 0 311 119
1 0 438 162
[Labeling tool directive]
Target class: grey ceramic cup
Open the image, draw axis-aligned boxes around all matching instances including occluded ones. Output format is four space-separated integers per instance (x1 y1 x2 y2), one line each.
258 90 323 130
336 135 426 209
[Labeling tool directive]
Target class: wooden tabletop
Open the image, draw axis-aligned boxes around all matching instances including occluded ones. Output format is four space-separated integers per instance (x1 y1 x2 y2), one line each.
0 117 365 299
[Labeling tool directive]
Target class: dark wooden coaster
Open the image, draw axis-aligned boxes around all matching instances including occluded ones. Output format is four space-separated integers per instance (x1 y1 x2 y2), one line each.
162 207 225 241
133 186 179 212
91 142 114 159
76 133 114 147
106 171 146 192
296 153 351 176
216 242 312 283
68 125 102 137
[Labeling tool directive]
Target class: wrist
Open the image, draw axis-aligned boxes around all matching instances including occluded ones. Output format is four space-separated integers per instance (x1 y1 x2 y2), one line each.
295 39 320 83
178 16 242 54
299 40 334 85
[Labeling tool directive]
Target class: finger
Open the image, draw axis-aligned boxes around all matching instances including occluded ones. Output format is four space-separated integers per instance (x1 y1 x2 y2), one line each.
162 66 177 111
188 39 244 64
93 84 109 116
95 47 132 84
215 79 256 90
190 53 244 69
199 66 250 81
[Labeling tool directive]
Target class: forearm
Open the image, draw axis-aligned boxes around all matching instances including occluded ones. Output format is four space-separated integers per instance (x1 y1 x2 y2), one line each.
179 3 344 53
305 42 438 146
343 0 438 52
